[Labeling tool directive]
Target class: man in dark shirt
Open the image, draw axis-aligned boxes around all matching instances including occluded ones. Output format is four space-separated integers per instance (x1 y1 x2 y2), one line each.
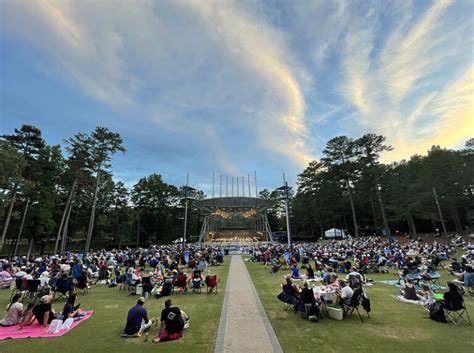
153 299 185 343
123 297 153 336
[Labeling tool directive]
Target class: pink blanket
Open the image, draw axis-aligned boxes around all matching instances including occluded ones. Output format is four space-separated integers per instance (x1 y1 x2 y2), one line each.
0 310 94 340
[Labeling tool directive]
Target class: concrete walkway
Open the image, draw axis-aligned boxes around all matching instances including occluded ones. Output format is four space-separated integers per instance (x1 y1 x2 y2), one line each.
214 255 283 353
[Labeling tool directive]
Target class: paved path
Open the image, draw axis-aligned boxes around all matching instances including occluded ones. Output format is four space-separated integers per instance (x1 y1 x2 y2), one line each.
214 255 283 353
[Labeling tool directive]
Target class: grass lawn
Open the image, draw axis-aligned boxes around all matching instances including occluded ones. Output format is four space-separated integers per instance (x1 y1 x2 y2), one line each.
0 258 230 353
245 260 474 353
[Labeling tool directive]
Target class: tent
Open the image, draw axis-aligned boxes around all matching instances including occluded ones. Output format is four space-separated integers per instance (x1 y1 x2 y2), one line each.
324 228 346 239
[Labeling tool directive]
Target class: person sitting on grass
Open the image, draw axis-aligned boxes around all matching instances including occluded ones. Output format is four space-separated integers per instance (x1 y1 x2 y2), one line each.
400 278 418 301
19 300 37 328
305 265 315 280
33 295 56 329
291 264 301 279
416 285 434 304
122 297 153 337
62 294 83 322
153 299 186 343
0 293 23 326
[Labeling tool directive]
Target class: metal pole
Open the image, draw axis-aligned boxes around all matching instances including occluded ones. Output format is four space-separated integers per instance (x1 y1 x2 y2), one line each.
346 180 359 238
242 176 245 197
183 173 189 249
219 174 222 198
282 173 291 248
13 198 30 257
226 176 228 197
232 177 234 197
376 186 391 242
247 174 251 197
237 176 239 196
212 172 215 198
433 187 447 236
254 171 258 198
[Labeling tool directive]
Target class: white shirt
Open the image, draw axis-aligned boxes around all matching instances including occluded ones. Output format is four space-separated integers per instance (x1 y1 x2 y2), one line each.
341 286 353 300
0 302 23 326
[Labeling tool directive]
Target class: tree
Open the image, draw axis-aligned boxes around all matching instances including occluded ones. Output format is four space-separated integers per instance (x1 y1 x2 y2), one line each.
84 127 125 253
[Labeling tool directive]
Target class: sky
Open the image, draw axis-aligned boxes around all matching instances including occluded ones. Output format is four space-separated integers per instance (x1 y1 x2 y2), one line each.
1 0 473 195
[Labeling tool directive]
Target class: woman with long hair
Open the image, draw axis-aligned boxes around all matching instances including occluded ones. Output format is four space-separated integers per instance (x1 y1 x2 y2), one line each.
0 293 23 326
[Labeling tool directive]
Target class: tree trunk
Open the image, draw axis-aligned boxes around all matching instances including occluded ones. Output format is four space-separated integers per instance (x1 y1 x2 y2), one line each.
408 214 417 236
320 223 324 239
13 198 30 257
453 209 462 233
370 194 377 229
54 179 77 254
61 200 73 255
85 167 101 254
136 213 140 249
26 237 34 259
0 185 17 253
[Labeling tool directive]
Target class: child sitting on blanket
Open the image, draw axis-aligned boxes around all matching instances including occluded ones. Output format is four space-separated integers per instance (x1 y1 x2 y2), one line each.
416 285 434 304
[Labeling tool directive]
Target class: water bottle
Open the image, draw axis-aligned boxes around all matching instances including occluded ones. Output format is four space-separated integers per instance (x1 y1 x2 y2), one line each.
145 333 149 342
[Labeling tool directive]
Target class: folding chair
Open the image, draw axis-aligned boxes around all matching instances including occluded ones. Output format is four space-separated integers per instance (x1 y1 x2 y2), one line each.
75 274 89 295
191 278 202 293
25 279 41 300
205 275 218 295
53 277 72 301
444 298 472 326
172 274 188 294
10 278 27 300
342 287 370 323
423 271 441 290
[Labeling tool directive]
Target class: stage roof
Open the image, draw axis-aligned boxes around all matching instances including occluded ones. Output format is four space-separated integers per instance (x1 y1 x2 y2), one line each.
193 197 275 216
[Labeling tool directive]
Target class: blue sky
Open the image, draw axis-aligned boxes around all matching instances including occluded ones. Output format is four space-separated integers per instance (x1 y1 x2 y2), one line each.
1 0 473 194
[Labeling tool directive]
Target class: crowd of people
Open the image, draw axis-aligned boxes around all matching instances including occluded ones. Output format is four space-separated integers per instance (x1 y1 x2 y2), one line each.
0 243 225 340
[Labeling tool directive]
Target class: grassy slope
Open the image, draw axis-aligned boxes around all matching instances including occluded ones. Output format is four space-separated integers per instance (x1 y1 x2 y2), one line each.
0 259 230 353
246 261 474 353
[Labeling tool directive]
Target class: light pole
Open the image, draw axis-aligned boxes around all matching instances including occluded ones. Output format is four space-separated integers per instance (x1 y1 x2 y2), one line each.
182 174 196 249
277 175 292 249
432 187 447 236
346 180 359 238
376 185 391 242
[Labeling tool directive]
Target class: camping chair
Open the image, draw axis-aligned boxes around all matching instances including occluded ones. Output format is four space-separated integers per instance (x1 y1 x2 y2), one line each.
423 271 441 290
25 279 41 300
444 296 472 326
404 273 422 286
192 278 202 293
205 275 218 295
10 278 27 300
53 277 73 301
342 287 370 323
141 276 153 297
124 272 137 295
172 274 188 294
75 274 89 295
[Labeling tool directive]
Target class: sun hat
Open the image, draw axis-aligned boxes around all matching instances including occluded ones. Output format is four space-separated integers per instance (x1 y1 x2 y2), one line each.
40 295 51 304
137 297 146 303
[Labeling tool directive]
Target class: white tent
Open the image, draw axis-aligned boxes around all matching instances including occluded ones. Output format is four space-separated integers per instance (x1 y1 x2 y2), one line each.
324 228 345 238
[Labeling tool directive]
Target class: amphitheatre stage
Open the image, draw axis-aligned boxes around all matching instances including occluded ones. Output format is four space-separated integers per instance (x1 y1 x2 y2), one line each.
194 197 275 242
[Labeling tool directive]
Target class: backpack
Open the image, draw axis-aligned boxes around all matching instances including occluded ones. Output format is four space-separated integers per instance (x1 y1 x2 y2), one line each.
429 302 446 323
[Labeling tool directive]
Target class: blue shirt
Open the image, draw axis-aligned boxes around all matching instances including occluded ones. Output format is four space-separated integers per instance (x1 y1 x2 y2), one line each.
291 267 300 277
124 305 148 335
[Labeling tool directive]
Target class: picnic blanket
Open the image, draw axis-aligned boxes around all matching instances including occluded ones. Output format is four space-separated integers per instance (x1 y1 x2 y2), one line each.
391 295 425 306
0 310 93 340
379 280 446 290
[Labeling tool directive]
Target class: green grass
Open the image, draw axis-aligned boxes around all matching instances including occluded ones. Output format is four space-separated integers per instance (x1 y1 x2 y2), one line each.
245 261 474 353
0 259 230 353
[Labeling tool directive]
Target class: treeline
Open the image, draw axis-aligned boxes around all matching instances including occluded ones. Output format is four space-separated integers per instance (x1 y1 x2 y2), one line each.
0 125 204 256
292 134 474 239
